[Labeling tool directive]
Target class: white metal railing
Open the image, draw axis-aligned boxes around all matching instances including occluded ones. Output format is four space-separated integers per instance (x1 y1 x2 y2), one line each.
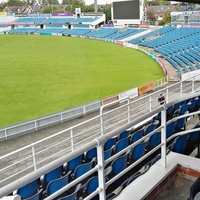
0 77 168 142
0 74 200 198
1 96 200 199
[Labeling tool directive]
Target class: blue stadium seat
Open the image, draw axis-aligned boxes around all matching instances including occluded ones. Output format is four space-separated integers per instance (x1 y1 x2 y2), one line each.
41 165 63 188
17 179 40 199
171 134 189 154
113 136 130 154
67 154 84 171
130 129 144 143
81 176 99 200
23 189 43 200
57 183 82 200
108 150 130 179
71 158 95 180
146 132 161 152
104 137 117 150
43 171 71 198
166 121 176 138
85 147 97 162
129 141 147 163
118 130 130 140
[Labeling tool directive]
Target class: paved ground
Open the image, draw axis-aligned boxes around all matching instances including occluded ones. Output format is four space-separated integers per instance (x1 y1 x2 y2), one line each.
154 175 196 200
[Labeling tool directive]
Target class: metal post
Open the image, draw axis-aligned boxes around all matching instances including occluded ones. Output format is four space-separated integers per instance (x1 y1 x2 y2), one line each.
128 98 131 123
149 95 152 112
96 144 106 200
31 144 37 171
161 108 166 168
5 129 8 141
100 110 104 136
192 77 195 93
61 113 63 123
35 120 37 132
70 129 74 151
166 88 169 103
180 82 183 97
83 106 86 116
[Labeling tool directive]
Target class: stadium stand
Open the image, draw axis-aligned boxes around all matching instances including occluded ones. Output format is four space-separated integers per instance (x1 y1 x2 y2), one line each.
43 17 74 24
1 11 200 200
2 89 200 200
14 17 47 24
128 27 200 75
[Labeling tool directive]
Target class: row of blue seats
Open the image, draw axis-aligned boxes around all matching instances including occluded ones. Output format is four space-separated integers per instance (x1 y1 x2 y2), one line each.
140 27 200 74
105 29 146 40
128 26 175 45
8 96 200 200
14 17 100 24
7 27 148 40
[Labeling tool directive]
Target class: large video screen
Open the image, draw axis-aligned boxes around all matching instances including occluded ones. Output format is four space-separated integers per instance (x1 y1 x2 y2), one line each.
112 0 140 20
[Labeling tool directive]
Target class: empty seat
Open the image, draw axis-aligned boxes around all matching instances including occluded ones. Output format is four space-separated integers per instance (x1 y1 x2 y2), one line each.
43 171 71 198
17 179 40 199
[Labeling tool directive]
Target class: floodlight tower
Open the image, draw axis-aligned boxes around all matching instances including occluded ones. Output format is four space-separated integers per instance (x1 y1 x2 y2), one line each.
94 0 97 12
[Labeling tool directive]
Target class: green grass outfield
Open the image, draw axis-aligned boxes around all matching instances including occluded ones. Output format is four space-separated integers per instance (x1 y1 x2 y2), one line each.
0 34 164 127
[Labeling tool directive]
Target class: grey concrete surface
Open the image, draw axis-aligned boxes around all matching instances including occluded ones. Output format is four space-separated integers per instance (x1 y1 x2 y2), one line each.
154 175 196 200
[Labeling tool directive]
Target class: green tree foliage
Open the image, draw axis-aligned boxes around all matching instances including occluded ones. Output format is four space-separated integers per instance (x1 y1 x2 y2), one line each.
5 0 24 6
147 10 156 23
41 5 58 13
54 8 65 12
82 4 94 12
98 4 111 22
158 13 171 26
0 2 6 11
62 0 85 12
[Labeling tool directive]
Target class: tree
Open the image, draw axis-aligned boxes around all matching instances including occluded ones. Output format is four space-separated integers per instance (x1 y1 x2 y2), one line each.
158 13 171 26
6 0 24 6
41 5 58 13
98 4 111 22
62 0 85 12
0 2 6 11
146 9 156 24
82 4 94 12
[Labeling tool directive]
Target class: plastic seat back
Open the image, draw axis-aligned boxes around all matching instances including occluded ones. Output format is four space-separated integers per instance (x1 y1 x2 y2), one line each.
85 147 97 162
43 166 63 186
130 129 143 143
73 158 94 179
68 154 84 171
130 142 146 160
144 122 158 135
172 134 188 154
47 171 71 196
17 179 40 199
175 116 186 132
118 131 130 140
104 147 113 161
104 137 117 150
166 121 175 138
179 103 190 115
114 137 129 154
111 151 129 176
23 189 43 200
148 132 161 150
84 176 98 195
188 98 198 112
